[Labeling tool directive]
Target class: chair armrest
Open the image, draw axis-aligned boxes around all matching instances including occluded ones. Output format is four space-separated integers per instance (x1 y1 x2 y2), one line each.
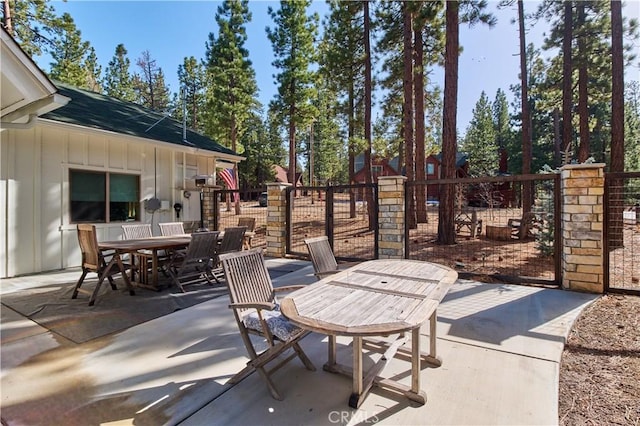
229 301 277 311
273 285 307 293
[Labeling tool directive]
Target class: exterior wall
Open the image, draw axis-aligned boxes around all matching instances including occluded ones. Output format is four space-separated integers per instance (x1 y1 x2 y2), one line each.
0 121 224 278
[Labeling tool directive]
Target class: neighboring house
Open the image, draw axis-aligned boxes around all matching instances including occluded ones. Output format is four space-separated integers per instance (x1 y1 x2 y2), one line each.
273 165 304 186
353 153 400 183
0 28 243 278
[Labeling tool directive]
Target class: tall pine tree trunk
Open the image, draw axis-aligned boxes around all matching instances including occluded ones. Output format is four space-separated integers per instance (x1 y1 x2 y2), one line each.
403 2 416 230
415 25 427 224
577 2 590 162
561 1 573 163
438 0 458 245
519 0 533 218
363 0 375 230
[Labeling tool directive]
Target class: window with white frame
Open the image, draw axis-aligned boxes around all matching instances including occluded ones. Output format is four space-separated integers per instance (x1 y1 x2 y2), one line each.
427 163 436 175
70 170 140 223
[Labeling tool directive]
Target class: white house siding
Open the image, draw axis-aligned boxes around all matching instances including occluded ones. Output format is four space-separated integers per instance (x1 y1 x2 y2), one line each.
1 120 230 278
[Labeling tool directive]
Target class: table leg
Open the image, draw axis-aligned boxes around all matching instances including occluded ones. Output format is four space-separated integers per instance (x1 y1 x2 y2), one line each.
349 336 363 408
421 310 442 367
151 249 159 289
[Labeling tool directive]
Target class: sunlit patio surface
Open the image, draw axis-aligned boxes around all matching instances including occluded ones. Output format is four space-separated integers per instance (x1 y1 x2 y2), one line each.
1 258 596 425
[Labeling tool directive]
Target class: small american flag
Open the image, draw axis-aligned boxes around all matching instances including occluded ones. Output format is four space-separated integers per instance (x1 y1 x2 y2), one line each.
219 168 237 190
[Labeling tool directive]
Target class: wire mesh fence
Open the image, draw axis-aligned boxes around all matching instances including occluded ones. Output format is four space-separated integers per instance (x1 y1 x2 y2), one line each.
286 184 377 261
212 188 267 249
406 174 560 285
605 172 640 294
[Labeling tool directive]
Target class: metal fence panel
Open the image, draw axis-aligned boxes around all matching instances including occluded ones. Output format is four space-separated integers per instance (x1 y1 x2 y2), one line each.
604 172 640 295
406 174 560 286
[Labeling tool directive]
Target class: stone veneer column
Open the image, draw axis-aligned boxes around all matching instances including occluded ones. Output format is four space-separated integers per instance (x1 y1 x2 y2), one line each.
201 186 218 231
378 175 407 259
561 163 605 293
265 182 291 258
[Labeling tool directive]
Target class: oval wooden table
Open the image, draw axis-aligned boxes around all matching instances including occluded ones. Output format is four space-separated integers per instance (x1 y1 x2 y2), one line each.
280 259 458 408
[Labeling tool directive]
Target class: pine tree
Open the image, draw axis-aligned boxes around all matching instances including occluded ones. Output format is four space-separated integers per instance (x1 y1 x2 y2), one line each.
322 0 365 217
48 13 90 88
205 0 259 214
463 91 498 177
266 0 319 190
133 50 170 112
205 0 258 151
1 0 60 57
84 47 102 93
104 44 136 102
176 56 206 133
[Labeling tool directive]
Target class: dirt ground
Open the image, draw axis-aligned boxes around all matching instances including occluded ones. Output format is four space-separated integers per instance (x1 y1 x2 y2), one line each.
219 197 640 424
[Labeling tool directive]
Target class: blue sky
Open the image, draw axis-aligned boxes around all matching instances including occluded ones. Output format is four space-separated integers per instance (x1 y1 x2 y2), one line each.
40 0 640 135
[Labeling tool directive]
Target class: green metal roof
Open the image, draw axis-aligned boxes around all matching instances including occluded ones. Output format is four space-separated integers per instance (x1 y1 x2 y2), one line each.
42 82 238 157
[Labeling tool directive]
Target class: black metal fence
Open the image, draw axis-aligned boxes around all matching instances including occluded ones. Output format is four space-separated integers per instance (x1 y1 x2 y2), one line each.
286 184 378 261
406 174 561 285
604 171 640 295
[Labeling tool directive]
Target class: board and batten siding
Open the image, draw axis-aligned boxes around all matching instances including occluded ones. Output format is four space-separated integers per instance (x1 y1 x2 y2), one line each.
1 120 221 278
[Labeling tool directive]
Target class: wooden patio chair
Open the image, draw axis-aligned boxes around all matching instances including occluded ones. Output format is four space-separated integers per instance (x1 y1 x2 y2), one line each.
166 231 219 292
122 224 153 239
237 217 256 249
454 210 482 238
219 248 316 400
159 222 186 236
122 223 169 282
73 224 135 306
304 236 358 279
211 226 247 281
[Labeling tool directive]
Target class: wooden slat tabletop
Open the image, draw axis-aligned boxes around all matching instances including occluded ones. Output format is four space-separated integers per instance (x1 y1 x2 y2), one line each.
281 259 457 336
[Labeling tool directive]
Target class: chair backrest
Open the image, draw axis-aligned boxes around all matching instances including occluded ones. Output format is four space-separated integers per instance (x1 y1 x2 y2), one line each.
122 224 152 240
219 226 247 254
237 217 256 232
183 231 219 262
159 222 185 236
219 249 275 318
77 224 101 271
304 236 338 275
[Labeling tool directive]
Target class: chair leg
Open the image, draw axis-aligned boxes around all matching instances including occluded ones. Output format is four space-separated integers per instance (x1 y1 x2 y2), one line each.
292 341 316 371
72 270 88 299
89 275 106 306
255 366 283 401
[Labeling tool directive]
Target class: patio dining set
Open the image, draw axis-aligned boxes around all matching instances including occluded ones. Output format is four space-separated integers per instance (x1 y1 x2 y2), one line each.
73 218 256 306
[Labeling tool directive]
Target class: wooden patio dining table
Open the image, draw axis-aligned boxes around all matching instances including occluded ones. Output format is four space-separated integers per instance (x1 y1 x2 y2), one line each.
99 235 191 290
280 259 458 408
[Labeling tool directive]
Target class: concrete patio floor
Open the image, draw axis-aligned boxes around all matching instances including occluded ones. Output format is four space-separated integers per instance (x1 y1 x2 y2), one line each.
1 258 597 425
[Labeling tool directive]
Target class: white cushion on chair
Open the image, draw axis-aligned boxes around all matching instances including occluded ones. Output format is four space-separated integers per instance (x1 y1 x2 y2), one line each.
243 306 300 341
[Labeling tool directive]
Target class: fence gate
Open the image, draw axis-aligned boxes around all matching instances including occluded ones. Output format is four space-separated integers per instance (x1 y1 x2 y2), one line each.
286 184 378 261
604 171 640 295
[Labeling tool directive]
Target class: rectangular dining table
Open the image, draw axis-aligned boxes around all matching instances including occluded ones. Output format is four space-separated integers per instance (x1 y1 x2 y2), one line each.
99 235 191 290
280 259 458 408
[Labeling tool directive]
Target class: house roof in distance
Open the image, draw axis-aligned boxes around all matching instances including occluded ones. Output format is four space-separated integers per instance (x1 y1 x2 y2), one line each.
42 82 240 158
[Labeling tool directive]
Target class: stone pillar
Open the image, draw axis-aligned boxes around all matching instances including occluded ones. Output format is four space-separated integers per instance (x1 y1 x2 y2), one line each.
265 182 290 258
560 163 605 293
201 186 219 231
378 176 407 259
